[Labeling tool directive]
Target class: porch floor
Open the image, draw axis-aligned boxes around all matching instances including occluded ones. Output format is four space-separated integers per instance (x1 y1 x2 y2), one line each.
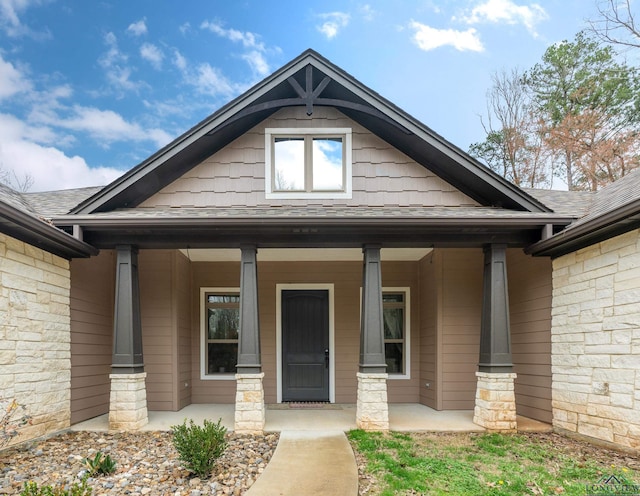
70 404 491 432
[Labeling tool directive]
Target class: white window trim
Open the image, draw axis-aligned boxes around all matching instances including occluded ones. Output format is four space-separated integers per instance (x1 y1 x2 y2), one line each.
265 127 352 199
275 283 336 403
200 287 240 381
359 286 411 380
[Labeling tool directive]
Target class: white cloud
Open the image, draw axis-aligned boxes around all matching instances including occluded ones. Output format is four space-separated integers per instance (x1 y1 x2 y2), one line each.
173 49 187 71
0 113 123 191
241 50 269 76
127 18 147 36
409 21 484 52
200 21 275 75
360 5 376 22
189 63 238 97
98 32 144 93
201 21 265 50
0 0 50 37
459 0 548 36
316 12 350 39
0 54 32 100
30 105 172 148
140 42 164 70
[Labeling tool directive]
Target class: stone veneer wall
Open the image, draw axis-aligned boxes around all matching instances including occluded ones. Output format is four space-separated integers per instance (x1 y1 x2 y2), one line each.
552 229 640 450
0 233 71 444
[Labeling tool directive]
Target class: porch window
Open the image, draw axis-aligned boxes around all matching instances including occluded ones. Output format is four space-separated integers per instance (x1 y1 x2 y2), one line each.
383 290 410 378
201 290 239 379
265 128 352 199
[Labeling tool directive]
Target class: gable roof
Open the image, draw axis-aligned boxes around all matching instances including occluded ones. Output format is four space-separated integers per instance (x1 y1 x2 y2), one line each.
527 170 640 257
0 183 97 259
71 49 551 215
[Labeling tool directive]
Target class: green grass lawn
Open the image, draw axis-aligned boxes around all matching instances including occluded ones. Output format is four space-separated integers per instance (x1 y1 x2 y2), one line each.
348 430 640 496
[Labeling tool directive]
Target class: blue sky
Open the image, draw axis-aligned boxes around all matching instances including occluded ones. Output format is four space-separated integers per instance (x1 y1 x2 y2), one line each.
0 0 601 192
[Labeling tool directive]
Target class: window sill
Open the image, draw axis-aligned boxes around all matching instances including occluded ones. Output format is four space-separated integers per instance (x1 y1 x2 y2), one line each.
200 374 236 381
387 373 411 380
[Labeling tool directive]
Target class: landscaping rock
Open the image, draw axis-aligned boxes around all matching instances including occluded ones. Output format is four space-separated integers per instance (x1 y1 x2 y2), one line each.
0 431 279 495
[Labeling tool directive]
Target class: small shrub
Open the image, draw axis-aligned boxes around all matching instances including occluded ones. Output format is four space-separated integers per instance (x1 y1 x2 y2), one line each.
170 418 228 478
82 451 116 476
0 399 32 448
20 477 92 496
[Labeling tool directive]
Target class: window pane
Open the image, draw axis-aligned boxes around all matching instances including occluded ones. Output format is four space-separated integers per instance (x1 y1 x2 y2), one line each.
312 138 343 190
274 137 304 190
208 295 239 304
383 307 403 339
208 308 239 339
385 343 403 374
383 293 404 303
208 343 238 374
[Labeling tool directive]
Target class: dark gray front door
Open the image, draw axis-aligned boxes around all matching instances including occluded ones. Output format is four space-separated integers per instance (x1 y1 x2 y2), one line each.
282 290 329 402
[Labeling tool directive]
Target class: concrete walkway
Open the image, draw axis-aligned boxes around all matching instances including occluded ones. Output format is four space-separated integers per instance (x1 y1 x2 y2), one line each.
245 430 358 496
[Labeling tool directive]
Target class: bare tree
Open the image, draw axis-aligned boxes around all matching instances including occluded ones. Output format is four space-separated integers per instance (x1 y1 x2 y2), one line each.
590 0 640 50
469 68 551 188
0 167 34 192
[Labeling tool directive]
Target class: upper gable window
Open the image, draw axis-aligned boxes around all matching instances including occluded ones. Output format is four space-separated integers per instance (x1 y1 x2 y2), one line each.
265 128 352 199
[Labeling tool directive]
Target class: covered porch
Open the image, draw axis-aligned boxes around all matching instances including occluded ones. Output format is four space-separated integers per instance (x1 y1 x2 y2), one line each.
69 239 554 435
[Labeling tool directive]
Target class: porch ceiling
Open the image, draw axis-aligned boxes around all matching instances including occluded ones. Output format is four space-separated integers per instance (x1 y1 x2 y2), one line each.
180 247 433 262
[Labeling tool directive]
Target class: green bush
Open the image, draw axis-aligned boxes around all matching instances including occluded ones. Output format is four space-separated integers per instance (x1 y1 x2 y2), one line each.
82 451 116 476
170 418 228 478
20 477 92 496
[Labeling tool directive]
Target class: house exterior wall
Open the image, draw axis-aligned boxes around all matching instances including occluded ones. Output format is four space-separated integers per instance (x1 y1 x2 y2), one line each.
419 253 438 409
416 248 552 418
139 107 478 209
508 250 552 423
1 233 72 443
139 250 191 411
551 229 640 450
189 259 421 405
440 249 483 410
70 250 114 424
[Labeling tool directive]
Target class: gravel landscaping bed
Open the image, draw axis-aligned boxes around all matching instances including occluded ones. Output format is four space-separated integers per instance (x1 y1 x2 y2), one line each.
0 431 279 495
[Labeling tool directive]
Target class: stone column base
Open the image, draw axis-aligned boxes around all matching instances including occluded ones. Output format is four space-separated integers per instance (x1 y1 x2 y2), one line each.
235 373 265 434
473 371 517 431
109 372 148 430
356 372 389 431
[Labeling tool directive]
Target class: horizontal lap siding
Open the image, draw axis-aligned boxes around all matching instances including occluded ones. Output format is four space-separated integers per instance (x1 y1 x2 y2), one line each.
176 252 192 410
507 250 552 423
140 251 175 411
140 107 478 210
70 251 114 424
440 249 482 410
419 255 437 409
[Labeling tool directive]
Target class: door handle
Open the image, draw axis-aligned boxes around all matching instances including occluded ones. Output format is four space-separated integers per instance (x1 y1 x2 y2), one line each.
324 349 329 368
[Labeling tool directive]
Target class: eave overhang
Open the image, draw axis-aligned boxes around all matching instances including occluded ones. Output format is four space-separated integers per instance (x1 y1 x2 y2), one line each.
53 214 573 251
526 198 640 258
70 50 551 216
0 203 98 259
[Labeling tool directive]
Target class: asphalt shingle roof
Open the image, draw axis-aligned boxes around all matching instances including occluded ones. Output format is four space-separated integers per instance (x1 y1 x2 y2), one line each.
23 186 104 217
569 170 640 228
0 183 40 217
